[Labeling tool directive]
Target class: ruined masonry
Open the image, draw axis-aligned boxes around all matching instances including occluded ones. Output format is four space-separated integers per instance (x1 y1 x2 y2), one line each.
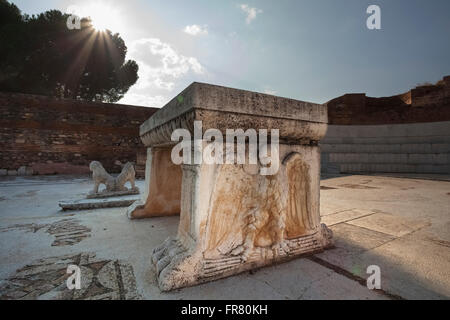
127 82 333 291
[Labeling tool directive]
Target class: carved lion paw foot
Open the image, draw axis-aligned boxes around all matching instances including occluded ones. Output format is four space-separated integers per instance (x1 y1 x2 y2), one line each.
152 238 187 276
151 237 202 291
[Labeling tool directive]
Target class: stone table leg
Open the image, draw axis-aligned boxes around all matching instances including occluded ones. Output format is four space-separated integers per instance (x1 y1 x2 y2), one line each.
127 147 182 219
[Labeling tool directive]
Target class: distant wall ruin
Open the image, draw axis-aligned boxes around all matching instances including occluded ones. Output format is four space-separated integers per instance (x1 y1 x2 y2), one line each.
1 76 449 177
0 92 157 176
327 76 450 125
322 76 450 174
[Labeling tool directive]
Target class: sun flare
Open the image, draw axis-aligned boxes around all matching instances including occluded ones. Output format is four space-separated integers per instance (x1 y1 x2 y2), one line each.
82 2 123 32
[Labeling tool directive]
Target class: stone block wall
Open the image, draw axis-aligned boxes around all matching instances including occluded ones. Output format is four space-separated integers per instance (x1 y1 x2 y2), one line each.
321 122 450 174
0 92 157 176
322 76 450 174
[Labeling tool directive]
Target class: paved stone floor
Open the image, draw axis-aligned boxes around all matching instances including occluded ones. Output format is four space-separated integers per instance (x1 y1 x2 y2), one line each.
0 174 448 300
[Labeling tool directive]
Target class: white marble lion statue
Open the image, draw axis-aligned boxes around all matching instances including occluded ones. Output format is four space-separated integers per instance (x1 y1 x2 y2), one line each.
89 161 138 195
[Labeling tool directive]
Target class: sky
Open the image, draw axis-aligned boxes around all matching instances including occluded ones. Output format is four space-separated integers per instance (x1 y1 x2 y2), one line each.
10 0 450 108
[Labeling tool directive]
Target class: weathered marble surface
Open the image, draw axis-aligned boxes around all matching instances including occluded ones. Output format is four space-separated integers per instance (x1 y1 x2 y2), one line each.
127 83 333 291
139 82 327 148
86 189 139 199
59 195 140 211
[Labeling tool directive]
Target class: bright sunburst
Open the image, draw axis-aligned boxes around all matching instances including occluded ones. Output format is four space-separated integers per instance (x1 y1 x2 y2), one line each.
82 2 123 32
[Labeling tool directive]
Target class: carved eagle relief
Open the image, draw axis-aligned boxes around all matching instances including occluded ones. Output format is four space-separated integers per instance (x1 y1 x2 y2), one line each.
204 151 317 261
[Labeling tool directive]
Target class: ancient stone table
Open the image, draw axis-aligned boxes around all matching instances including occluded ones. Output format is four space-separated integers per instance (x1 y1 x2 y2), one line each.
127 82 333 291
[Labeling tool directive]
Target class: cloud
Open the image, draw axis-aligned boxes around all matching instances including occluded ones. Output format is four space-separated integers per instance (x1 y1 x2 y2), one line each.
183 24 208 36
119 92 167 108
128 38 204 91
263 88 277 95
122 37 206 107
239 4 262 24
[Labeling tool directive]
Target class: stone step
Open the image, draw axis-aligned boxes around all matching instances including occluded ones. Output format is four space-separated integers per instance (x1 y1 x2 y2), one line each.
320 143 450 154
334 163 450 174
323 152 449 165
321 135 450 145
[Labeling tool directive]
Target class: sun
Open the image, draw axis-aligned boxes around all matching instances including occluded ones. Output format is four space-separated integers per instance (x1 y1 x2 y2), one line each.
82 2 123 32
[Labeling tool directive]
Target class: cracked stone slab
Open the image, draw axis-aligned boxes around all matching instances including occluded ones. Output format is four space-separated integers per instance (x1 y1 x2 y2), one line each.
365 232 450 299
337 184 379 190
86 189 140 199
328 223 396 253
346 212 430 237
320 203 353 216
0 253 140 300
250 257 388 300
312 223 397 278
311 222 398 285
321 209 375 226
314 227 450 299
59 195 140 211
296 271 388 300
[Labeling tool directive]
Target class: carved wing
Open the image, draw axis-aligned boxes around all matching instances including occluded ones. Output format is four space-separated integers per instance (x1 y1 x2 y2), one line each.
285 154 315 238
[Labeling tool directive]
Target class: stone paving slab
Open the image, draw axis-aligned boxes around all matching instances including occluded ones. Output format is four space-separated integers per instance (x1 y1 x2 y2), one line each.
346 212 430 237
321 209 375 226
59 195 140 211
248 258 387 300
365 231 450 299
315 233 450 299
320 203 354 216
328 223 396 253
86 189 140 199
